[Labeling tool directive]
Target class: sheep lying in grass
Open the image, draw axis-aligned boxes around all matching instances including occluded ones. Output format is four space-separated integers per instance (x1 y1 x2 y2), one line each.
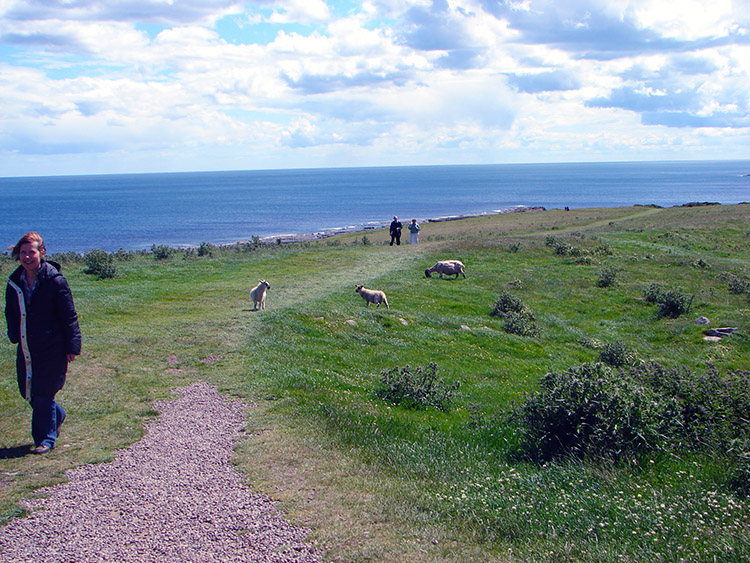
425 260 466 279
250 279 270 311
355 285 389 309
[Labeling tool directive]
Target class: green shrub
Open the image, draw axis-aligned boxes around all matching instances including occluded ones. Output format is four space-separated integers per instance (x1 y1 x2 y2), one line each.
596 265 618 287
597 340 634 367
511 362 750 464
114 248 135 261
511 363 674 462
490 293 539 336
151 244 175 260
508 242 520 253
727 275 749 294
490 292 526 317
632 363 750 450
655 289 692 318
83 249 117 279
502 310 540 337
643 283 664 303
361 235 372 246
197 241 215 257
374 363 460 412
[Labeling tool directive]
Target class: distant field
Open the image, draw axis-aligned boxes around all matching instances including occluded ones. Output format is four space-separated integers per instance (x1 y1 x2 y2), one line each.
1 204 749 562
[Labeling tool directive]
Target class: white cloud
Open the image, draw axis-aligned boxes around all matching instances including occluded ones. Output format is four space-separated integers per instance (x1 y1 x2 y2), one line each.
0 0 748 176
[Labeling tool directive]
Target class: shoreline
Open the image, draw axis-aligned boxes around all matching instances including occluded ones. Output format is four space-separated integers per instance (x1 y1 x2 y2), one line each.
242 205 547 246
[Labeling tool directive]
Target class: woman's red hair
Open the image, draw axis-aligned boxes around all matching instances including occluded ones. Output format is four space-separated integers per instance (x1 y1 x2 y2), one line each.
12 232 46 260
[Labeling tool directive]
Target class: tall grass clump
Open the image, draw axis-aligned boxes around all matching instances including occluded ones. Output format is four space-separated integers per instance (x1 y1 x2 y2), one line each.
374 363 460 412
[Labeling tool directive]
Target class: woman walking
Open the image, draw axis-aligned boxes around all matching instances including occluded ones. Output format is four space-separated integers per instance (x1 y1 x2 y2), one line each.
5 232 81 454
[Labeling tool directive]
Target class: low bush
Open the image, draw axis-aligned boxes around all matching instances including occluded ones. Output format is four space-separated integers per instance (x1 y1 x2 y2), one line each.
374 363 460 412
511 363 674 462
83 249 117 279
632 363 750 450
597 340 634 367
728 275 749 294
490 292 526 317
490 292 539 336
596 265 618 287
655 289 692 318
197 241 215 257
151 244 176 260
502 310 540 337
643 283 663 303
510 362 750 465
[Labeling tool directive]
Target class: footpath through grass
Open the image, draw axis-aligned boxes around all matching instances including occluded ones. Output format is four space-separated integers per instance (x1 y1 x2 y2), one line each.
1 204 749 562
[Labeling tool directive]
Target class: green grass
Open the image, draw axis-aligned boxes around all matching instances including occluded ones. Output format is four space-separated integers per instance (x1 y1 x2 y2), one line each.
1 204 749 562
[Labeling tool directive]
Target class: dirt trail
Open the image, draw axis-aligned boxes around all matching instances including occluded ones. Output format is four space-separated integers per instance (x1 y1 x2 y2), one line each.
0 382 320 562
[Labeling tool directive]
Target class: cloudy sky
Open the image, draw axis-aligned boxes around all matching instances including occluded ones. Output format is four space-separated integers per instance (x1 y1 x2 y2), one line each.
1 0 749 177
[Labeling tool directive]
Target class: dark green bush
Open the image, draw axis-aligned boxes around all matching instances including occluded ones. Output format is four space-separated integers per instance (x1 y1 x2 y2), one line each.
643 283 664 303
83 249 116 279
374 363 460 412
511 362 750 464
598 340 634 367
727 275 749 294
151 244 175 260
655 289 692 318
502 310 540 337
197 241 215 257
511 363 675 462
632 363 750 450
508 242 520 253
596 265 618 287
490 293 539 336
490 292 526 317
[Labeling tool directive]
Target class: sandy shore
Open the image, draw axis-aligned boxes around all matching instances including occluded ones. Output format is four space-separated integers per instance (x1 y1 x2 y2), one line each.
241 205 546 246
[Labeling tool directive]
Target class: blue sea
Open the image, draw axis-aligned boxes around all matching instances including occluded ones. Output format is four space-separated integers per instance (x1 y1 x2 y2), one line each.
1 161 748 254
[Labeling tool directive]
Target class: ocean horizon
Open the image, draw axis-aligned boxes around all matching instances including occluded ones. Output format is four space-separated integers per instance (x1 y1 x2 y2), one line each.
1 160 748 254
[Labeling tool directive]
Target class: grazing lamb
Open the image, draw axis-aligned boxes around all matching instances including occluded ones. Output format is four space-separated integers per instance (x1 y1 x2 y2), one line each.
355 285 389 309
250 279 270 311
425 260 466 279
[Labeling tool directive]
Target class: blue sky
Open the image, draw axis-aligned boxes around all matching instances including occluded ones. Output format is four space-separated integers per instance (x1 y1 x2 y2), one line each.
1 0 749 177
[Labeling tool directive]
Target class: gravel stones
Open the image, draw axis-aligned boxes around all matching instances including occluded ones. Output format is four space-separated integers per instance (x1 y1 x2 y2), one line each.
0 382 319 562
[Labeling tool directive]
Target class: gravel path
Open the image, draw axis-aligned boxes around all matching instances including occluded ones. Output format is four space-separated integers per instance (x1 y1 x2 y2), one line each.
0 382 320 562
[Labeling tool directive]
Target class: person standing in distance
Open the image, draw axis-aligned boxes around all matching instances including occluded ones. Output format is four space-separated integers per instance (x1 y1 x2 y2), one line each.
389 216 403 246
5 232 81 455
408 219 421 244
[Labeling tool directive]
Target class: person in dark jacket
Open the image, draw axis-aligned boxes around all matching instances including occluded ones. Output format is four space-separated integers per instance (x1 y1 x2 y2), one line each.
5 232 81 455
389 216 402 246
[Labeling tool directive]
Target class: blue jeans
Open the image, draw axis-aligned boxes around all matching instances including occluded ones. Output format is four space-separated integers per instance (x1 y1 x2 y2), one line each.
31 396 65 449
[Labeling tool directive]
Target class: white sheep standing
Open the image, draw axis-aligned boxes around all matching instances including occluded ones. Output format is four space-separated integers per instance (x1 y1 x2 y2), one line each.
250 279 271 311
424 260 466 279
355 285 389 309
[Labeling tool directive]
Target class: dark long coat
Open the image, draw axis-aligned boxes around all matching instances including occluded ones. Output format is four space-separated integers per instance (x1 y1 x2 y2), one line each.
5 260 81 399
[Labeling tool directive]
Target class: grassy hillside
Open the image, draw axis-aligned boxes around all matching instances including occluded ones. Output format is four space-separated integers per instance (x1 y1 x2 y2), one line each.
1 204 749 561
